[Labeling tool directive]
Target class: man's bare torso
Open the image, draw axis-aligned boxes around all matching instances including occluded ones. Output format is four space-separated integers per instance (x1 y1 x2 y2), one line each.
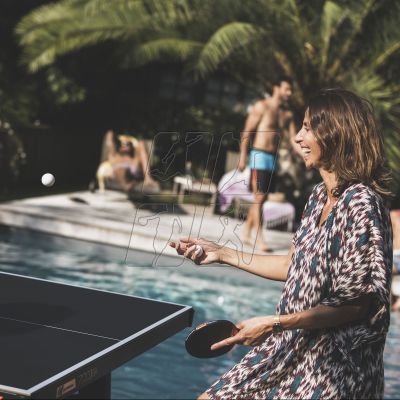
252 99 292 153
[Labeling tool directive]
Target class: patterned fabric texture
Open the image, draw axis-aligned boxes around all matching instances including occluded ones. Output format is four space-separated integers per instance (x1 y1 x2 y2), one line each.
207 183 392 399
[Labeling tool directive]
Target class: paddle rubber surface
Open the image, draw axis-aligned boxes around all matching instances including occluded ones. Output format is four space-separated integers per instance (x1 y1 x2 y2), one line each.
185 320 238 358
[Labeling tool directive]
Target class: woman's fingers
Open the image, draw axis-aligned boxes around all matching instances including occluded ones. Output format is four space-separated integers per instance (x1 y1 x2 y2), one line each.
184 244 199 259
169 238 206 263
168 241 187 255
210 332 243 350
237 321 245 330
183 244 194 257
179 237 199 245
193 245 204 257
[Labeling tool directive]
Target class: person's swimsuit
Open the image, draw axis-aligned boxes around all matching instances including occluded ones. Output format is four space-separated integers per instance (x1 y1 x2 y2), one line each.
112 162 143 180
248 148 277 193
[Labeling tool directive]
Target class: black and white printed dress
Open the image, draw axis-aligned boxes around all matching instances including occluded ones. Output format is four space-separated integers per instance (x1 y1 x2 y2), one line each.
207 183 392 399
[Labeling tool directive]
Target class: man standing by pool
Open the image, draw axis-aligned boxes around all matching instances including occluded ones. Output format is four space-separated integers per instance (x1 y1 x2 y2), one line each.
238 76 299 252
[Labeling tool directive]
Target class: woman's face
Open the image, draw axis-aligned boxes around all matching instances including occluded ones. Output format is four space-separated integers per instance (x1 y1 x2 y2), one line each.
295 112 322 169
118 140 134 156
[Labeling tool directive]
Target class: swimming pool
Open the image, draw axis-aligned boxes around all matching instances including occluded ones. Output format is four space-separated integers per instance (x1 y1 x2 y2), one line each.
0 228 399 399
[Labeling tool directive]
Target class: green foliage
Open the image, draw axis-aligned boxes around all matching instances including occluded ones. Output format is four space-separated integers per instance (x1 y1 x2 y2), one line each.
16 0 193 72
46 66 86 104
126 38 203 68
15 0 400 189
0 121 27 186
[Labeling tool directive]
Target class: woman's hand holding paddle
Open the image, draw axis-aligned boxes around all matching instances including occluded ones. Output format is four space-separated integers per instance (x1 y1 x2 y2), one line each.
211 316 275 350
169 238 222 265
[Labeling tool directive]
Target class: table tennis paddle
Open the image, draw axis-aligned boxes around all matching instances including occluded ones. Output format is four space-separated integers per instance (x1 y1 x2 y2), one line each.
185 320 239 358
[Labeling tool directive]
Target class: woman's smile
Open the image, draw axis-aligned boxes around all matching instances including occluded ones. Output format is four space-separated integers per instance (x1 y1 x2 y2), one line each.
300 146 311 158
295 113 321 168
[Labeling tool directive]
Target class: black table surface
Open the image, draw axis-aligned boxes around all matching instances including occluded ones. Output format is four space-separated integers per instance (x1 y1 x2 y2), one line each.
0 271 193 397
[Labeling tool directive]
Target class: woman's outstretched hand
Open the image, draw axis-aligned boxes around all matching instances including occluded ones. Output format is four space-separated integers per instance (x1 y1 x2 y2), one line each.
210 316 275 350
168 238 222 265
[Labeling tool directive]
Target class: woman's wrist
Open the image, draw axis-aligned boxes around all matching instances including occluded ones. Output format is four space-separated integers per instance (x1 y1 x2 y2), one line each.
218 246 235 265
279 312 300 330
217 246 228 264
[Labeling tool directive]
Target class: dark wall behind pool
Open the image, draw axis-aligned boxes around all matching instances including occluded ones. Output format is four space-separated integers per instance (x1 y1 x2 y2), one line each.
17 125 102 188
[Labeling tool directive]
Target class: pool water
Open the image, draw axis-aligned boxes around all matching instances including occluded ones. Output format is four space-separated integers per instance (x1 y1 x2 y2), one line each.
0 230 399 399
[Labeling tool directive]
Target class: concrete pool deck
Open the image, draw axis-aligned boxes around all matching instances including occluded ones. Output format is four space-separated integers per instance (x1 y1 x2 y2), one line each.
0 190 293 260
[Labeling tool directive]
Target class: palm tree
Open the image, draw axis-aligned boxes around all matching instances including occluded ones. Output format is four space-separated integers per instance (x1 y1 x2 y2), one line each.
16 0 400 186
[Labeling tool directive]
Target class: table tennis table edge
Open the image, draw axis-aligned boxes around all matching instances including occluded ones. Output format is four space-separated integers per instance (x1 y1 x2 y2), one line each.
0 270 191 310
0 271 194 398
0 384 31 398
31 306 193 394
0 305 193 398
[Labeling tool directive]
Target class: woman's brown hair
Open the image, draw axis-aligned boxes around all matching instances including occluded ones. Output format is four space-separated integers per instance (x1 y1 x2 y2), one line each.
306 88 392 198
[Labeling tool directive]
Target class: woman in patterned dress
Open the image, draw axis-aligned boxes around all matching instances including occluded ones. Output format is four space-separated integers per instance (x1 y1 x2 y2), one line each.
170 89 393 399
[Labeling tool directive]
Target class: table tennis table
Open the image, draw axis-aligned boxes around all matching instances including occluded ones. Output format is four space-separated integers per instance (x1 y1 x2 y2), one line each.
0 271 193 399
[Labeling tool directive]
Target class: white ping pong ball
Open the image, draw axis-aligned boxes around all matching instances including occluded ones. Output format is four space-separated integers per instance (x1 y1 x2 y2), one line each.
217 296 225 305
41 173 55 187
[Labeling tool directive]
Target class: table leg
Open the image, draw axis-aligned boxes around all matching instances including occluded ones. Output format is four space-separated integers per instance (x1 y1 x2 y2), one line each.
75 373 111 399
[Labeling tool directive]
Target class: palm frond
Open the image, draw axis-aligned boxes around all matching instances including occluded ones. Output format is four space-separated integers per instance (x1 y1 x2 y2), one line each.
16 0 193 71
83 0 146 16
84 0 190 18
16 1 81 46
319 1 347 75
346 70 400 185
373 40 400 70
326 0 375 79
385 134 400 188
370 2 400 69
20 18 147 71
83 0 193 28
273 50 294 77
347 70 400 120
195 22 265 77
128 38 203 67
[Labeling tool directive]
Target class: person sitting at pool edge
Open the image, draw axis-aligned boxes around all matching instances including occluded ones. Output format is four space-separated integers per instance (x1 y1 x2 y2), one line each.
96 130 159 193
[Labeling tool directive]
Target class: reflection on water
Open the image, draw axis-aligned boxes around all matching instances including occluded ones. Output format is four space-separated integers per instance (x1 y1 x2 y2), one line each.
0 232 399 399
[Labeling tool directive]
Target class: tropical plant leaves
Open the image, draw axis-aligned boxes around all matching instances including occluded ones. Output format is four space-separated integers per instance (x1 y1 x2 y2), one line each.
15 0 400 186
